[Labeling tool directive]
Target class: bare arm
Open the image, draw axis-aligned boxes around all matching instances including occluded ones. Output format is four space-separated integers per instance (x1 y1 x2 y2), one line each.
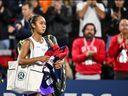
92 1 105 19
95 5 105 19
64 58 73 79
77 1 91 19
18 39 50 65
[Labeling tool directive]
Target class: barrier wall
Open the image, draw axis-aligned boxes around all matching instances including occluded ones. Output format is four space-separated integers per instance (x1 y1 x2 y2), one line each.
64 80 128 96
0 80 128 96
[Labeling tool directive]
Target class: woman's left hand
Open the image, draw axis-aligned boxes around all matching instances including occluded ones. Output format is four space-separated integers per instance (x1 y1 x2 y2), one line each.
54 60 64 69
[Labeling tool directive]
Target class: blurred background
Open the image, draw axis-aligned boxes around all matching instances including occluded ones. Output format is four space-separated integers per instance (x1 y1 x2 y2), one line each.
0 0 128 95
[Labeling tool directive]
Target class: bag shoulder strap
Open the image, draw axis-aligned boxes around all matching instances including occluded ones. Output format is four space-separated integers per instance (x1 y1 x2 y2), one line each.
17 38 34 58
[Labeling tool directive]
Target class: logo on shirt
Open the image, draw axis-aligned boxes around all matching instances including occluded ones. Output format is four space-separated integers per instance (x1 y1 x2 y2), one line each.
81 46 97 53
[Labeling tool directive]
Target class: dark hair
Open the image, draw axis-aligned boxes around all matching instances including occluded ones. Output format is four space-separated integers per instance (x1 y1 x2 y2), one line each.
22 1 34 10
28 15 41 29
82 23 96 34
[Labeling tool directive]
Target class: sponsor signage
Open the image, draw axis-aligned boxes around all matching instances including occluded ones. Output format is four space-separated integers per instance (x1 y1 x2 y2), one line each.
1 80 128 96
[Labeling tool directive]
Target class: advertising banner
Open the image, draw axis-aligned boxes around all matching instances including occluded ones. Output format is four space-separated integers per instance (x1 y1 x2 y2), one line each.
0 80 128 96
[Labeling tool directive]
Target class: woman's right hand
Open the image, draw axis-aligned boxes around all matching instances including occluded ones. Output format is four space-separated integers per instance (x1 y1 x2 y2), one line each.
38 56 50 62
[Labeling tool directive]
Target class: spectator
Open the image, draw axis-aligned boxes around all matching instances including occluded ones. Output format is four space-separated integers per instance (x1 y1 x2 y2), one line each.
27 0 44 16
76 0 105 38
72 23 106 80
8 1 35 42
45 0 72 47
0 0 13 49
108 19 128 80
4 0 24 49
105 0 128 51
4 0 22 19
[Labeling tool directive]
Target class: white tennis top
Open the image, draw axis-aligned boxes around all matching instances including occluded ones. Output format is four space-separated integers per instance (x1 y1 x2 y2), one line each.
29 37 48 58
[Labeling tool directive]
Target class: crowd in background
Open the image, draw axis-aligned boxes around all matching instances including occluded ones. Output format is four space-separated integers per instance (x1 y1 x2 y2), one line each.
0 0 128 80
